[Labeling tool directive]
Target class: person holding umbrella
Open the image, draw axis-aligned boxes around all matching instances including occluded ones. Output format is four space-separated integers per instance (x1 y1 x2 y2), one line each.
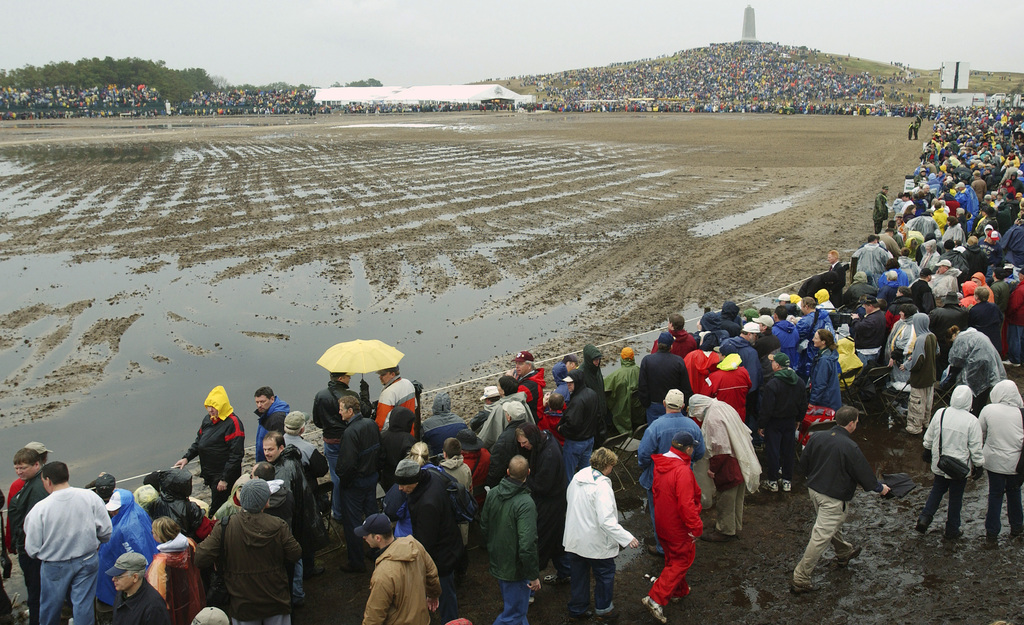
315 340 414 431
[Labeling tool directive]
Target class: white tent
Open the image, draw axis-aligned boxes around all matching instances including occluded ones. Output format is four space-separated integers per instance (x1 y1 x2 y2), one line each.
314 84 533 106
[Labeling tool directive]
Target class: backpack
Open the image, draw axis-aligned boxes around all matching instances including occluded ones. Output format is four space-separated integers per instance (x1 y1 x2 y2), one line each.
425 466 477 523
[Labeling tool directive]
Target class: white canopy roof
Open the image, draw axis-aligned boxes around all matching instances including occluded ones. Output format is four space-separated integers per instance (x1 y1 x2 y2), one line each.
314 84 533 105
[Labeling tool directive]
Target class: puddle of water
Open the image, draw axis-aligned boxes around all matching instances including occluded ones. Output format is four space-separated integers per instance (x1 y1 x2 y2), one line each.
689 188 817 237
0 251 582 481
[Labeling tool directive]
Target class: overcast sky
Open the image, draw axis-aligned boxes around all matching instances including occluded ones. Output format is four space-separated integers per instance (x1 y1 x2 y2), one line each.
3 1 1022 88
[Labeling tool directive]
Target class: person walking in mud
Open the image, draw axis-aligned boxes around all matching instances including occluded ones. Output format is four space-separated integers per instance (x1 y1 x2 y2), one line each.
792 406 890 594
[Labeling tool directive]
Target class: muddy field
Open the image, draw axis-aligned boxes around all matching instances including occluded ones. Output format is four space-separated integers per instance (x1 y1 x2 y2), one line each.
2 112 1021 624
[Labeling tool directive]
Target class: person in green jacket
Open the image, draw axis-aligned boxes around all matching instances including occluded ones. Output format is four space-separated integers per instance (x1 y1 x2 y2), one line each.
604 347 642 435
873 184 889 234
480 455 540 625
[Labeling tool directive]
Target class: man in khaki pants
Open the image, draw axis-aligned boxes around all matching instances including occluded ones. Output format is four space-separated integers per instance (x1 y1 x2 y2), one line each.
791 407 890 594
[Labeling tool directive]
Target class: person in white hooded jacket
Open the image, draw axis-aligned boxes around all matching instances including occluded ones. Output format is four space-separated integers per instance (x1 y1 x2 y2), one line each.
916 385 984 539
978 379 1024 540
562 448 639 621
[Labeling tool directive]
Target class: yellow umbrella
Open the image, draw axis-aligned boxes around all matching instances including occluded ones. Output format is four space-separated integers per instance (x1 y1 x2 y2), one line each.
316 339 404 375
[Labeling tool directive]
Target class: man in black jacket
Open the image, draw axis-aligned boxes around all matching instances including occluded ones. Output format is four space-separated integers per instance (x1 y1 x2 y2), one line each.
312 372 365 523
108 552 171 625
849 296 887 368
557 368 603 480
910 269 936 314
637 332 692 424
791 407 890 594
394 459 464 624
929 292 969 373
336 395 381 573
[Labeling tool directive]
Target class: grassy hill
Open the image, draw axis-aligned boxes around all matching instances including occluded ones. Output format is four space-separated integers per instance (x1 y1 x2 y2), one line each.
483 44 1024 104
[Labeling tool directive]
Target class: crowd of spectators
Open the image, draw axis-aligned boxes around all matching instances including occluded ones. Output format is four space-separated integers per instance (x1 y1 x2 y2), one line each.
520 42 920 114
0 85 328 119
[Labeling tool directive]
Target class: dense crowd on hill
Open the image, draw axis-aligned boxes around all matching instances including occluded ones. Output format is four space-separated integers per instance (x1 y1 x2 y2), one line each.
521 42 919 114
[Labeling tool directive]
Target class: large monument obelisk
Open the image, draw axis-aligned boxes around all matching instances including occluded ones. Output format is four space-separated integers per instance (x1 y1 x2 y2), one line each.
741 5 757 42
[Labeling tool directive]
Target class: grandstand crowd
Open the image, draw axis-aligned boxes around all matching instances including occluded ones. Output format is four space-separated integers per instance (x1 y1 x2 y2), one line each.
0 42 954 120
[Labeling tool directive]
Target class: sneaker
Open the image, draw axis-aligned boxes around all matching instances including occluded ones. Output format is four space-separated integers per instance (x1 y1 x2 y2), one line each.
790 580 818 594
641 596 667 624
595 609 620 622
835 545 862 567
764 480 779 492
781 480 792 492
543 573 571 585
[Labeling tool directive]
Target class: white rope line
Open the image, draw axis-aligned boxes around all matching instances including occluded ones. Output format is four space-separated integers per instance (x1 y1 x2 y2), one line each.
112 274 814 485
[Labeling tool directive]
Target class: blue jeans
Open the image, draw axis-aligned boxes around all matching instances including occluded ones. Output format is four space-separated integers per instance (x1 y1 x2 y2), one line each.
494 579 531 625
646 403 666 426
919 473 966 534
323 441 344 521
985 471 1024 536
292 558 304 602
40 552 99 625
647 489 663 555
562 438 593 483
340 473 379 569
18 552 41 625
1008 324 1024 365
439 572 458 624
567 552 616 616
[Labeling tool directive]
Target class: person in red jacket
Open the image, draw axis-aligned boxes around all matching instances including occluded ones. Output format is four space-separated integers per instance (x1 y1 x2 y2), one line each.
642 431 703 624
707 353 752 420
507 350 546 421
650 314 698 359
455 429 490 509
1006 278 1024 366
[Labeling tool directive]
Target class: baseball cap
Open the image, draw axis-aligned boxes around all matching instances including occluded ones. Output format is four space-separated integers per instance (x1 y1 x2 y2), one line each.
284 411 306 435
105 490 123 512
664 389 686 410
755 315 774 328
742 322 761 334
105 552 148 577
25 442 52 454
513 351 534 363
671 431 695 449
94 473 117 502
354 513 393 538
191 608 230 625
772 352 791 367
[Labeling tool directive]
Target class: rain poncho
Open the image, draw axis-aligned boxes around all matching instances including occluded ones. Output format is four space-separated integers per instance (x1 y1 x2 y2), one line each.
946 327 1007 395
886 320 913 391
905 313 934 371
900 254 921 282
918 240 939 274
97 488 159 606
691 395 761 495
147 533 205 625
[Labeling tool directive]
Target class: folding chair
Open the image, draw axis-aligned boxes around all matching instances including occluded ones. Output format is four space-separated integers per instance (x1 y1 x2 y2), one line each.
845 364 893 416
796 418 836 460
609 423 646 491
879 383 910 428
932 384 954 410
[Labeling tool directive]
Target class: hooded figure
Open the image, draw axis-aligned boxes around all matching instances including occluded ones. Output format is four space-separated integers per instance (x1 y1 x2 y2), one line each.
690 394 761 537
842 271 879 309
978 380 1024 538
604 348 642 434
179 385 245 516
148 469 213 541
580 344 610 434
97 488 159 607
707 353 752 419
683 336 721 397
552 360 572 403
720 302 742 337
380 407 417 492
421 393 468 458
698 312 730 347
148 528 206 625
942 327 1007 412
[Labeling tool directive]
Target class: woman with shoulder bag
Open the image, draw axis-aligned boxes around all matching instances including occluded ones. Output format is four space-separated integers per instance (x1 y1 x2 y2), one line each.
916 385 984 539
978 380 1024 540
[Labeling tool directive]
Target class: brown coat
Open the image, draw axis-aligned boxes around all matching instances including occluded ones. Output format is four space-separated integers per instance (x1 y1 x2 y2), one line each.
362 536 441 625
195 511 301 622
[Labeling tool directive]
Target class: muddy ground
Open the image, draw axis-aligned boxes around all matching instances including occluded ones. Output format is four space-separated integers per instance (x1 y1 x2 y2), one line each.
1 113 1021 624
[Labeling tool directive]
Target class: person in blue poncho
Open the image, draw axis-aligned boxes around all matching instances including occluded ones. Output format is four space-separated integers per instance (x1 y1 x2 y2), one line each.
97 488 159 609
